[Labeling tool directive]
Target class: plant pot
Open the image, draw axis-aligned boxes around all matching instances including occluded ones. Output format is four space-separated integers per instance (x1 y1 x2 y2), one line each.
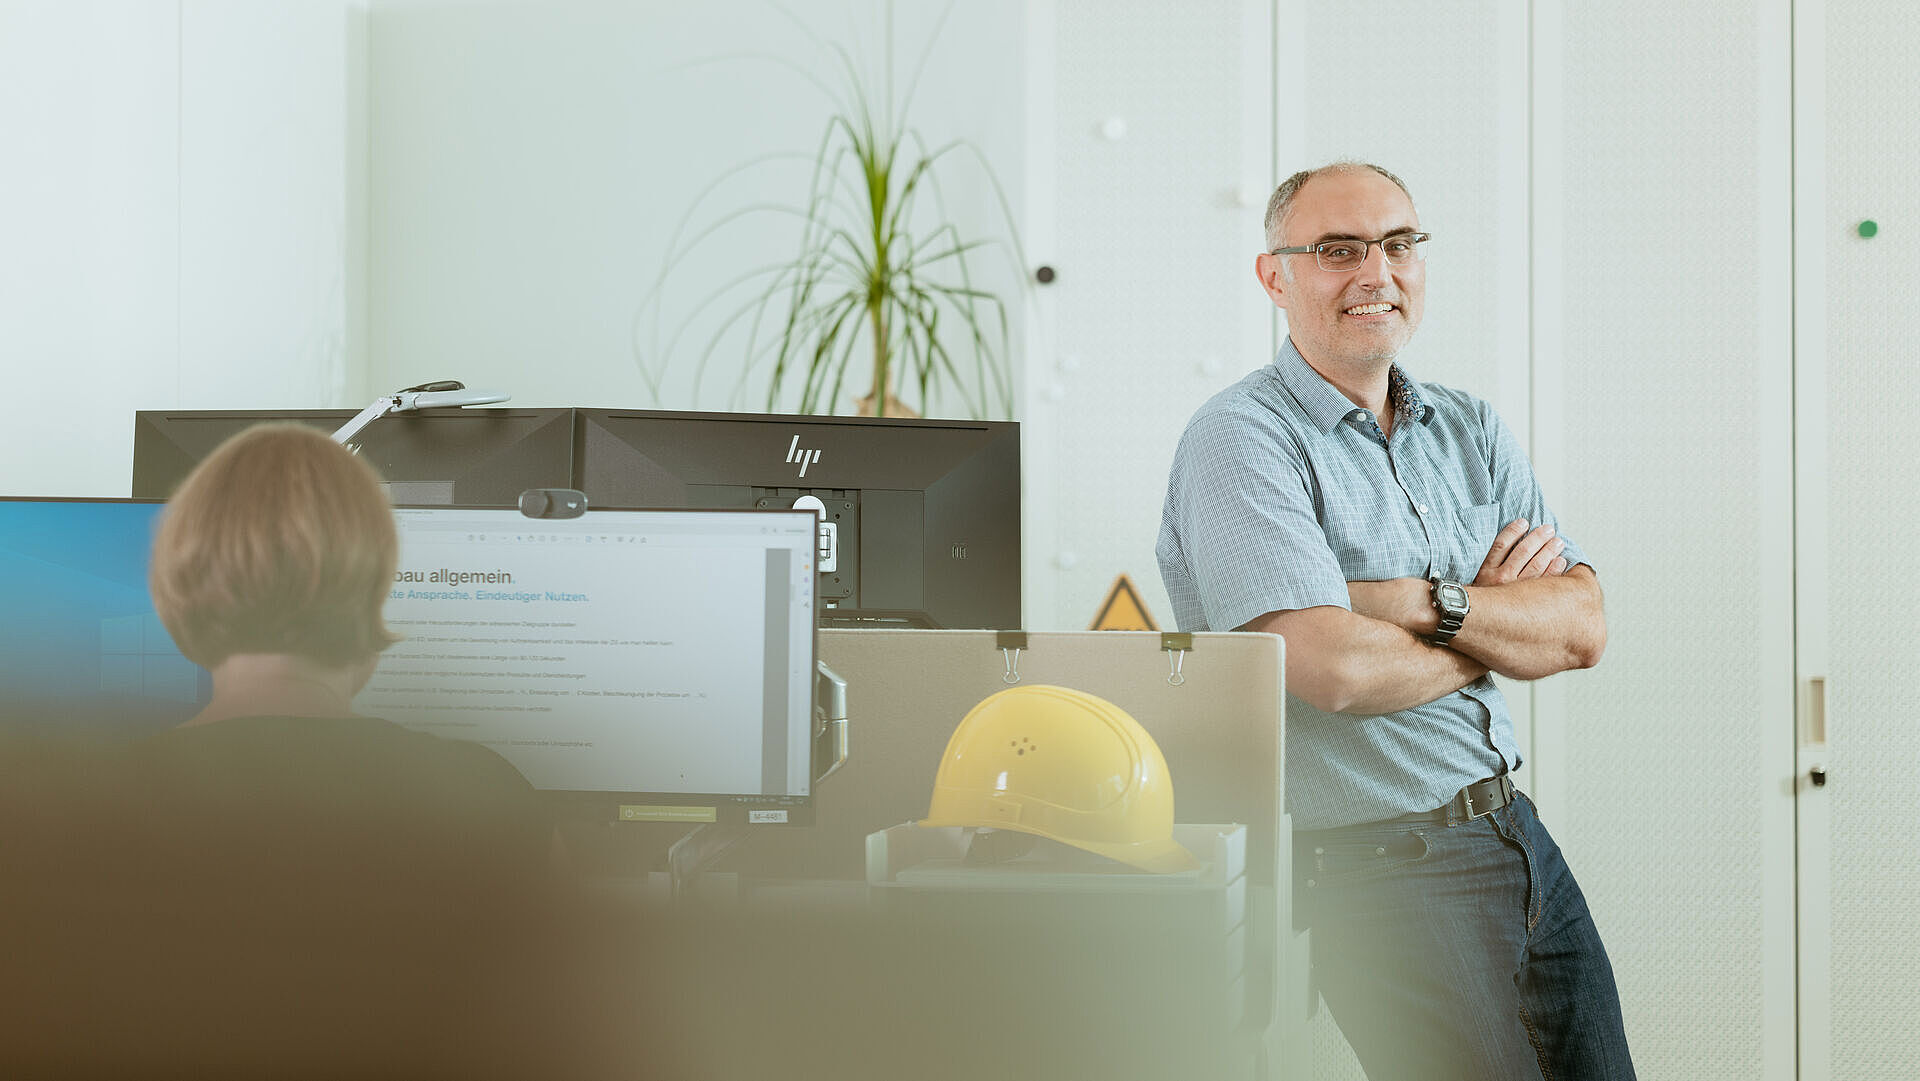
853 391 920 419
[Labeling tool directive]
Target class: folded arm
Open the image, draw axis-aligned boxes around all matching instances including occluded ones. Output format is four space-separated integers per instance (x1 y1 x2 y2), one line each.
1239 605 1490 715
1346 519 1608 681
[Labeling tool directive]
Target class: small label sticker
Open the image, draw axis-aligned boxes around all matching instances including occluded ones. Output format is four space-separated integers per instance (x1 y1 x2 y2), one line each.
747 809 788 824
618 805 716 823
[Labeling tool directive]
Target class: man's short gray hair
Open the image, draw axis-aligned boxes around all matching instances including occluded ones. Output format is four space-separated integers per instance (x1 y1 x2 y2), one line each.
1262 162 1414 252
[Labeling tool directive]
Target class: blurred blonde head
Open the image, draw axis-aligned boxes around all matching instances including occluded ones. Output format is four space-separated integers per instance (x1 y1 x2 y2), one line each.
150 423 399 669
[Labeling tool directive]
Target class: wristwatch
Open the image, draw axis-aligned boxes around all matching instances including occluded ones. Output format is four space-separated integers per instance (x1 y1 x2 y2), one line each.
1428 577 1470 646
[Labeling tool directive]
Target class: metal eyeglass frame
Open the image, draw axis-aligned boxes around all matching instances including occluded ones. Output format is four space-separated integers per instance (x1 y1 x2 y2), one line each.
1268 231 1432 272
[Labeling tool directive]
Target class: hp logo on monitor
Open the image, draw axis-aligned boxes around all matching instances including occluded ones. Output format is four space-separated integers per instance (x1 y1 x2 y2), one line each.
786 435 823 478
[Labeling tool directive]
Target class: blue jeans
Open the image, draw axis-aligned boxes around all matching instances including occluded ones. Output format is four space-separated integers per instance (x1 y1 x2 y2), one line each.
1294 792 1636 1081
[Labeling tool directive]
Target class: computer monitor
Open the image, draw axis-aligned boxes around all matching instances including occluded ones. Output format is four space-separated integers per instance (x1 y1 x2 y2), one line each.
2 496 818 825
0 498 206 739
358 505 819 825
131 408 575 505
575 408 1020 630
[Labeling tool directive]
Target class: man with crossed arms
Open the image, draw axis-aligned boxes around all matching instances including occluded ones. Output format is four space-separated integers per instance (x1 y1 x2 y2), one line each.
1157 161 1636 1079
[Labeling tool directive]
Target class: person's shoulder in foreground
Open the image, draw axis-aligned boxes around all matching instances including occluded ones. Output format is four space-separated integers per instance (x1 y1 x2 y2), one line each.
0 423 569 1080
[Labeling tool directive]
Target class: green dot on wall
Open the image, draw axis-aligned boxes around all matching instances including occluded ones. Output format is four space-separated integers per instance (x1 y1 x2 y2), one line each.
1859 220 1879 238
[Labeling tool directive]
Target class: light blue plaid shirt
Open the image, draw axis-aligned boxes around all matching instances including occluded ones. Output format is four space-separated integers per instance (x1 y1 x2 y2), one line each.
1157 339 1589 830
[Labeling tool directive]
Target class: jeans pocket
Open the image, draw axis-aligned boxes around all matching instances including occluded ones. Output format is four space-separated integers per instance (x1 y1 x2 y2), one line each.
1300 829 1432 891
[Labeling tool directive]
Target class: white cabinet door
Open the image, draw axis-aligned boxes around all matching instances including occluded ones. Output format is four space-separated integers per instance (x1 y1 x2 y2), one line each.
1539 1 1799 1078
1797 1 1920 1077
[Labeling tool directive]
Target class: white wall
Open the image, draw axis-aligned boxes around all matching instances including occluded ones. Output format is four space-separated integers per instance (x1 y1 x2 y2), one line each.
0 0 364 498
1 0 179 497
1021 0 1272 632
366 0 1026 417
180 0 367 410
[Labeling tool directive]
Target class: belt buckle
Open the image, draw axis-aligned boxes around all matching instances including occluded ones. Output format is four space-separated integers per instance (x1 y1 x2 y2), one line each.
1462 776 1508 821
1461 784 1485 820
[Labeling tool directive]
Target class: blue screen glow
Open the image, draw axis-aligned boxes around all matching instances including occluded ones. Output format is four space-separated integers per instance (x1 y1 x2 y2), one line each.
0 500 209 738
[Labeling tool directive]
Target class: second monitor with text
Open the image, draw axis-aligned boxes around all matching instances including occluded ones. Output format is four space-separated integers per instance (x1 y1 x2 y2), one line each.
359 506 818 825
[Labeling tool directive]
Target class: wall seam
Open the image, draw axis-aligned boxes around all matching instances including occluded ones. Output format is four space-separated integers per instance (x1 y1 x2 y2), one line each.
176 0 184 408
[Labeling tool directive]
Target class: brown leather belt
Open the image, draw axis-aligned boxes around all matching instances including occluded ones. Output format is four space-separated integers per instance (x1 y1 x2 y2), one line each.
1373 774 1518 826
1299 775 1521 835
1432 774 1516 824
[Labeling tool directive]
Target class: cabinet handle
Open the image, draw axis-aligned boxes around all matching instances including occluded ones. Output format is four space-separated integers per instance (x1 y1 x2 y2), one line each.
1802 676 1828 748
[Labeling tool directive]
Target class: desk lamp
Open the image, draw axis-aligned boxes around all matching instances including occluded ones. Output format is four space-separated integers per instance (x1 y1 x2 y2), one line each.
332 380 511 449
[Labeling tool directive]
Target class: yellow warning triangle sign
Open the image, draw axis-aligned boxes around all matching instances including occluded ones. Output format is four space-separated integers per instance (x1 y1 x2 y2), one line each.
1090 573 1159 631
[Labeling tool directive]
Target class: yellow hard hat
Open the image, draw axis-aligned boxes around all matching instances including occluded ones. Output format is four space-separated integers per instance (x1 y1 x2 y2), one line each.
918 684 1201 874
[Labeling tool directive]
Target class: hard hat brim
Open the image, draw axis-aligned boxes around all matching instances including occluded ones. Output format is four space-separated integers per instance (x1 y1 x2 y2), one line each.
915 818 1206 876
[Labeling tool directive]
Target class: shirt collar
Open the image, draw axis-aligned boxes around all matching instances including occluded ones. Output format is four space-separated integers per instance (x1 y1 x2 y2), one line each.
1271 337 1436 434
1388 365 1436 428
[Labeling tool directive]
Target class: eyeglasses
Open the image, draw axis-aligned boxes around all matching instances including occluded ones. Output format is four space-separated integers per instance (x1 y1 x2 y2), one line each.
1269 232 1431 273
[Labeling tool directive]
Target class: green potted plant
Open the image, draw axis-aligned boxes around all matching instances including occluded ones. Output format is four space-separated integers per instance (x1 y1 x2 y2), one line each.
634 6 1024 419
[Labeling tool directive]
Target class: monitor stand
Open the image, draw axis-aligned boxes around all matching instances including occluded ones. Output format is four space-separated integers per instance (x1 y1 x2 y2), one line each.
665 822 753 900
664 661 848 899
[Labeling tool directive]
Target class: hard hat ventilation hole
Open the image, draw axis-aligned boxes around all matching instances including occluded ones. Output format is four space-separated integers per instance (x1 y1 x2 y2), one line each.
1013 736 1036 756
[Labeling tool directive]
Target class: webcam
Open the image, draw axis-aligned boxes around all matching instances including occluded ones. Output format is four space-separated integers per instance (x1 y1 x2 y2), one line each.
518 488 588 520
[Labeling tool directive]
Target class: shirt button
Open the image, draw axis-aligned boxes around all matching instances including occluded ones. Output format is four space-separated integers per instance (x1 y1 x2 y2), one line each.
1417 503 1429 515
1356 411 1371 422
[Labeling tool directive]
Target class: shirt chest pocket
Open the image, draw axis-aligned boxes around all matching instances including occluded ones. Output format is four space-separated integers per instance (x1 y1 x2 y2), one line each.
1445 501 1504 581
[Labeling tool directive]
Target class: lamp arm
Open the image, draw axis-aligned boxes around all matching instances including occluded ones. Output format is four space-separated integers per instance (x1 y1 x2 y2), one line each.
331 397 401 446
330 382 512 447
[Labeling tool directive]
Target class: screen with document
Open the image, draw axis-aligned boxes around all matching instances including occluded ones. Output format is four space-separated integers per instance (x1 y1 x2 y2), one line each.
359 506 818 824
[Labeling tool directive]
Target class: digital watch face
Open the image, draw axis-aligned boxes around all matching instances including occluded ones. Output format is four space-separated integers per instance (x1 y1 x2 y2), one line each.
1438 582 1469 611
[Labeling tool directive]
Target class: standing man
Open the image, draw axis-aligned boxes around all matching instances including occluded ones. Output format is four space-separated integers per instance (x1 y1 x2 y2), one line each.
1157 162 1635 1080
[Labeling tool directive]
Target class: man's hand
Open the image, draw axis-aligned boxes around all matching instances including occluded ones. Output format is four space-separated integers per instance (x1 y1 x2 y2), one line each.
1340 517 1604 681
1347 519 1566 632
1474 518 1567 585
